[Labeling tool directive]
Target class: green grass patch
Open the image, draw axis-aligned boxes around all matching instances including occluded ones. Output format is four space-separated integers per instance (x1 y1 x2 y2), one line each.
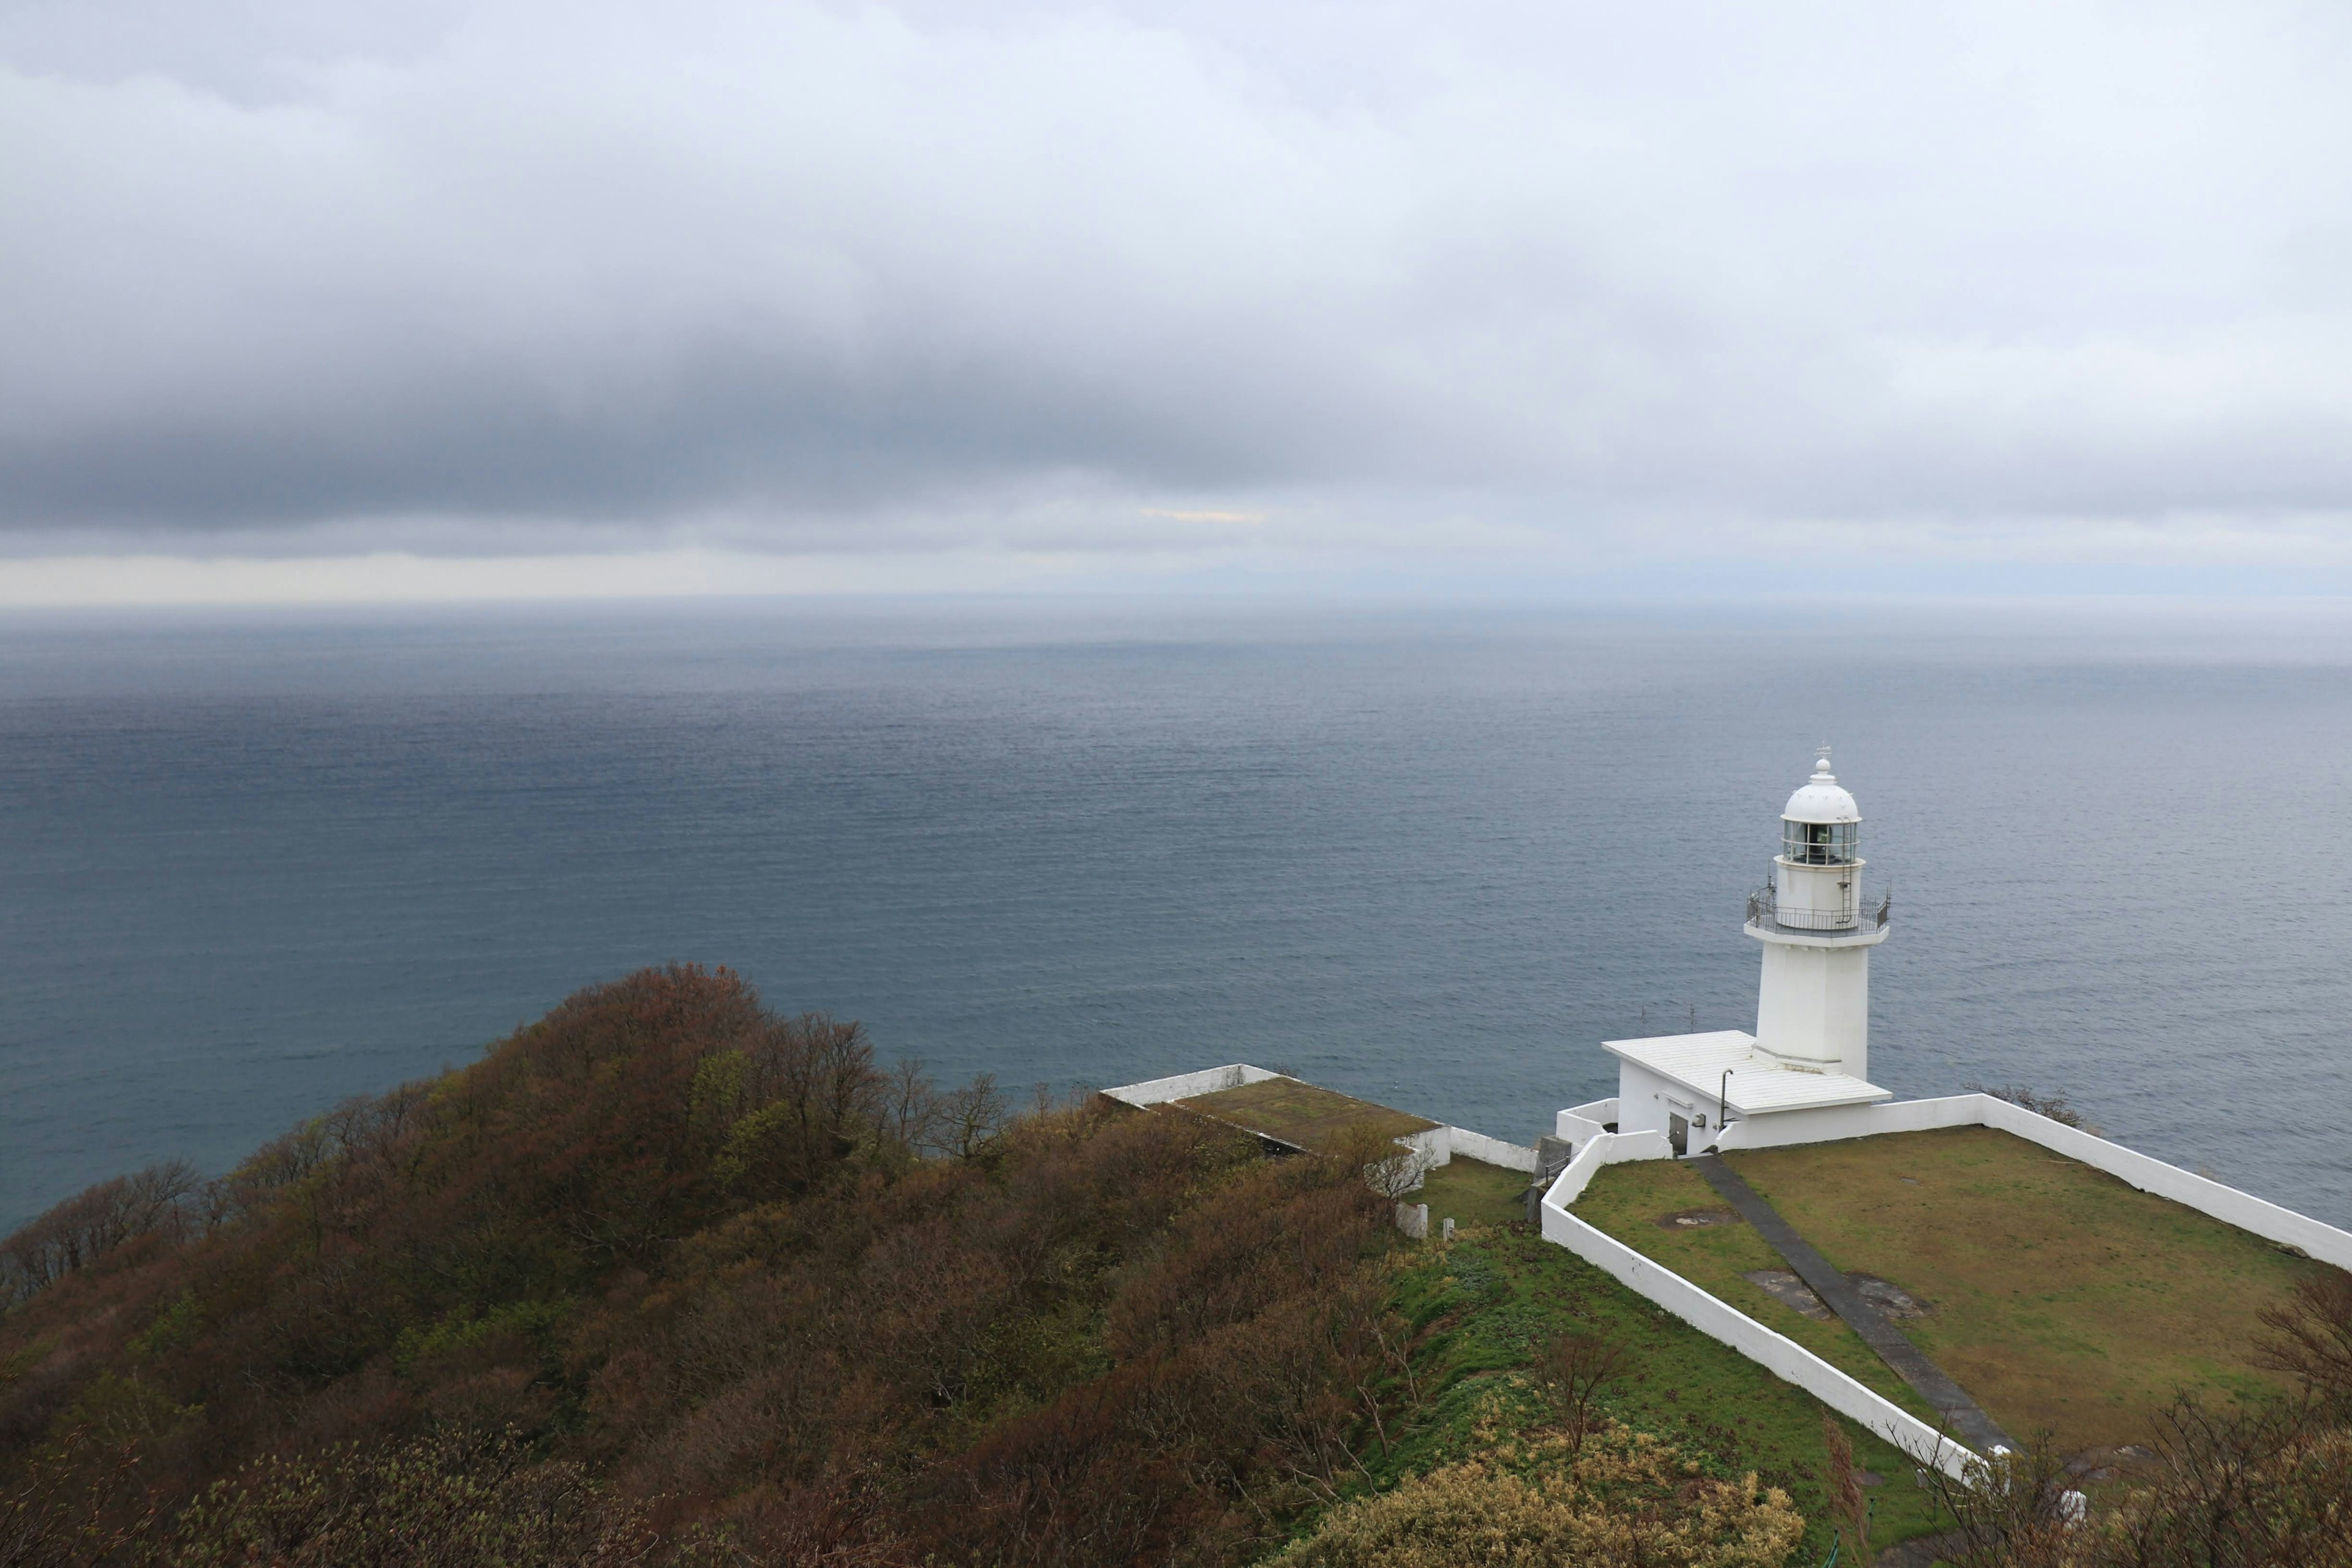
1725 1126 2328 1451
1415 1157 1532 1230
1373 1227 1948 1559
1570 1158 1945 1425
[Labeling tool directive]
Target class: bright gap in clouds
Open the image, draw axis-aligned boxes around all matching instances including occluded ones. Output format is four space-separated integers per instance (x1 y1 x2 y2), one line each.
4 0 2352 599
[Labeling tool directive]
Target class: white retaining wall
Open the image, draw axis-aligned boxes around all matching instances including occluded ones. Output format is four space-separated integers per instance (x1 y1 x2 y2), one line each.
1445 1125 1540 1173
1398 1126 1450 1168
1556 1099 1618 1145
1538 1091 2352 1482
1390 1125 1541 1179
1545 1131 1624 1206
1540 1132 1975 1480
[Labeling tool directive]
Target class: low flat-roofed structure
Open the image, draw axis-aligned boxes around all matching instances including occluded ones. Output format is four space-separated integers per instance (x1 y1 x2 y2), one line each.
1174 1076 1438 1152
1605 1029 1890 1140
1101 1066 1539 1194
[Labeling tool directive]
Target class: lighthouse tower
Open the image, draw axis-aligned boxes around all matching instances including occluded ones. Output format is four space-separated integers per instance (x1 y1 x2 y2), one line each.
1747 752 1889 1080
1591 749 1894 1156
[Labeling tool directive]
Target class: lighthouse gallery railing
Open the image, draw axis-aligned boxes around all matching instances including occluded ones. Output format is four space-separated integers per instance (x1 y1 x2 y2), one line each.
1746 886 1891 936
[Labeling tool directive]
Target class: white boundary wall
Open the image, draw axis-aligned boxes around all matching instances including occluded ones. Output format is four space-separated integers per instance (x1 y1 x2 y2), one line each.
1101 1063 1284 1109
1541 1131 1975 1480
1387 1125 1541 1177
1398 1126 1450 1168
1556 1099 1618 1145
1444 1126 1540 1173
1711 1093 2352 1270
1537 1093 2352 1481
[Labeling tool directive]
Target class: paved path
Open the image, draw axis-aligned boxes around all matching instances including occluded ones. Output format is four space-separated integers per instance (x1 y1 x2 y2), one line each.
1687 1153 2013 1455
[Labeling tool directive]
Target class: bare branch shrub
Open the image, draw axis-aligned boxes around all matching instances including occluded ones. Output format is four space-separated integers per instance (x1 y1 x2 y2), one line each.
938 1074 1009 1161
2081 1393 2352 1568
1921 1433 2079 1568
0 1426 160 1567
1320 1123 1424 1202
0 1161 202 1311
1534 1331 1626 1458
1820 1413 1872 1568
2253 1268 2352 1419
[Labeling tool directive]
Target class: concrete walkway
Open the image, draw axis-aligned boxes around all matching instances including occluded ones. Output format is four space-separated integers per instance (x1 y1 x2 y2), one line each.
1687 1153 2013 1454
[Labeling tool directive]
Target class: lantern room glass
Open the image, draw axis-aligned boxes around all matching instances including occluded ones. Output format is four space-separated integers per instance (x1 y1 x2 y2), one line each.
1782 820 1859 865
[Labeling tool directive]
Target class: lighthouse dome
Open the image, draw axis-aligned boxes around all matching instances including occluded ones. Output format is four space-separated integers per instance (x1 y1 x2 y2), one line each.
1782 755 1859 824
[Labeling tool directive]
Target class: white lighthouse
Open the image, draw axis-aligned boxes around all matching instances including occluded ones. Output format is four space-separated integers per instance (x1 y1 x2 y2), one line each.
1748 752 1889 1080
1591 752 1894 1156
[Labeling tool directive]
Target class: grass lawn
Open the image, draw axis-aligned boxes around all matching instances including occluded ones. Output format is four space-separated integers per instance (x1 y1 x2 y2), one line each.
1572 1158 1947 1427
1573 1128 2331 1453
1724 1126 2326 1451
1415 1156 1532 1229
1363 1225 1949 1561
1176 1077 1436 1150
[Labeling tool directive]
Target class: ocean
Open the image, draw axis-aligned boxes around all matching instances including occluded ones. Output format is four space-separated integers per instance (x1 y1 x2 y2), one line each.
5 598 2349 1234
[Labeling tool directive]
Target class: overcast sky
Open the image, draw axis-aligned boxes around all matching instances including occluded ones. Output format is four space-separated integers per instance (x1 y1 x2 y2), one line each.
6 0 2352 599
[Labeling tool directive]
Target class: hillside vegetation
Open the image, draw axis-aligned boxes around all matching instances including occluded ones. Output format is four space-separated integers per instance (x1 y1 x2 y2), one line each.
6 967 2346 1567
0 967 1804 1566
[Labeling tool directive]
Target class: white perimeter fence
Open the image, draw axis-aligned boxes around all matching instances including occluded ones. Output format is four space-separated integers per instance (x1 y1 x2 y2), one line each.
1541 1133 1978 1481
1708 1093 2352 1271
1540 1094 2352 1481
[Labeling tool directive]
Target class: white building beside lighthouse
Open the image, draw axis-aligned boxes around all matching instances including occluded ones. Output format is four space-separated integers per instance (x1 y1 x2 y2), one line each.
1592 752 1895 1155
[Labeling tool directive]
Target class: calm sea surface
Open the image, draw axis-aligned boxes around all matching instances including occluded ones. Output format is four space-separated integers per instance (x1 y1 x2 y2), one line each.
4 600 2349 1233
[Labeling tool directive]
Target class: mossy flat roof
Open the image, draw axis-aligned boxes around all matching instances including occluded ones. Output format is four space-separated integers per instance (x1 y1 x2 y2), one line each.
1173 1076 1438 1151
1571 1125 2335 1452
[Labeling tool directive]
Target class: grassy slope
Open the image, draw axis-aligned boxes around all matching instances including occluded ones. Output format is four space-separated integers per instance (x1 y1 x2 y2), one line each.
1570 1158 1946 1425
1358 1224 1948 1561
1727 1126 2322 1450
1414 1157 1531 1229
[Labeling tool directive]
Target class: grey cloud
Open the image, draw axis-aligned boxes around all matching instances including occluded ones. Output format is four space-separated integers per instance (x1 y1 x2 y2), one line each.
5 0 2352 558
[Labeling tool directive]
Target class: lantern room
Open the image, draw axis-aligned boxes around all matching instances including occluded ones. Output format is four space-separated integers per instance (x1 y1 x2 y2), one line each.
1770 753 1865 932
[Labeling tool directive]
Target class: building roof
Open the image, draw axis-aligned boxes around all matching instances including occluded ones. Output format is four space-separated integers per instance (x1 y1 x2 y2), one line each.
1172 1076 1438 1150
1602 1030 1891 1114
1782 754 1861 824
